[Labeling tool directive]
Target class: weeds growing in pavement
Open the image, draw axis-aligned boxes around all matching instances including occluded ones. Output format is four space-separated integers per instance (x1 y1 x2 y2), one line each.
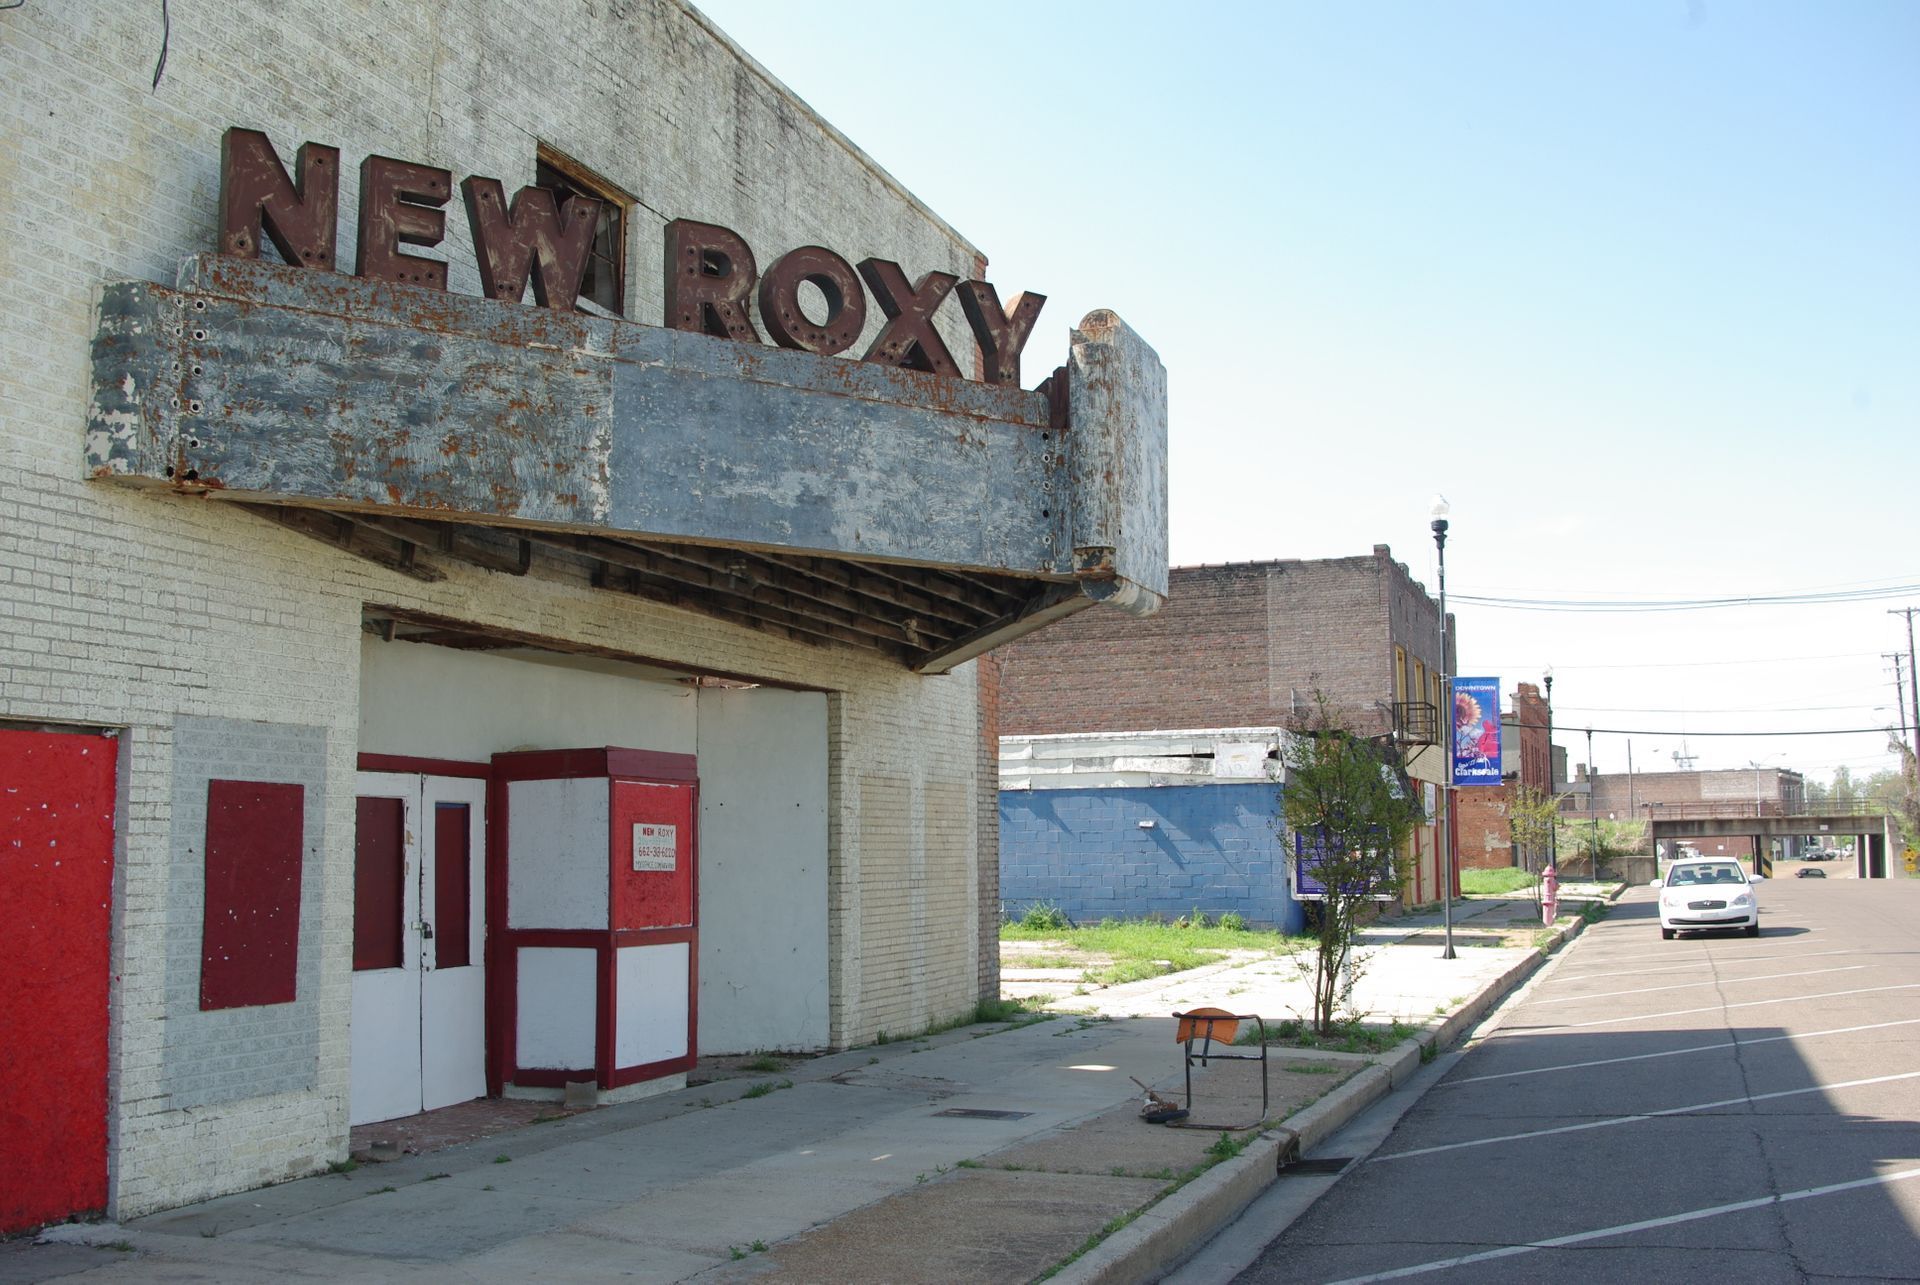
741 1079 792 1099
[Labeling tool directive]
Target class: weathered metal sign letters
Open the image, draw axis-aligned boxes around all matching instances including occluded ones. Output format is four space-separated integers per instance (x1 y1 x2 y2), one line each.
219 127 1045 387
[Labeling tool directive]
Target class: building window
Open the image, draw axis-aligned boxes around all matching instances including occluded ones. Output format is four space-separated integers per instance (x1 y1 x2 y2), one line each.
535 147 630 317
1393 647 1407 702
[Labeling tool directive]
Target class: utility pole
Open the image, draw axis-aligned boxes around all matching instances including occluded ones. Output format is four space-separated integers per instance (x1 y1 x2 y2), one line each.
1888 654 1909 749
1586 727 1598 878
1536 668 1551 875
1893 609 1920 791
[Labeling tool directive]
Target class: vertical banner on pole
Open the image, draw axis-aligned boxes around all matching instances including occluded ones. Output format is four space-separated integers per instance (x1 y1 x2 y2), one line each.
1451 676 1503 786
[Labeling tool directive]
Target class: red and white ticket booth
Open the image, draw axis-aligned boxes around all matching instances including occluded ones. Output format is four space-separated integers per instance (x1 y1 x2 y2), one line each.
489 749 698 1099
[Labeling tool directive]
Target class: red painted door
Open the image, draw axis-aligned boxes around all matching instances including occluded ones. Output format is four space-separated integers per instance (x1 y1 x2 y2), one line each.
1 729 119 1233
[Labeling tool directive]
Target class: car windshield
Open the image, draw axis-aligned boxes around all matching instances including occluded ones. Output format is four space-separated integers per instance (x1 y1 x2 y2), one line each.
1667 864 1746 886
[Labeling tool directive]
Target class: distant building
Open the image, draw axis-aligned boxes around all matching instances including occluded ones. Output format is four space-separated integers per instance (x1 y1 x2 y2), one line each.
1565 766 1808 862
995 549 1454 914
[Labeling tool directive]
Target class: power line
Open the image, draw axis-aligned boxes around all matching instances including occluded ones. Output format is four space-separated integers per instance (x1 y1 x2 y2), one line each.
1454 584 1920 613
1479 650 1883 672
1567 724 1901 738
1552 702 1882 715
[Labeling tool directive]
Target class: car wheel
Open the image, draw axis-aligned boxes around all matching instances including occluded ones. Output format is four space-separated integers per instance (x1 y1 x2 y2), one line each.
1661 928 1675 940
1744 923 1760 938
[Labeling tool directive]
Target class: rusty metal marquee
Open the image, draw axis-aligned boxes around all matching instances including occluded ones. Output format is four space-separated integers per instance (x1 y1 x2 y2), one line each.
88 255 1167 673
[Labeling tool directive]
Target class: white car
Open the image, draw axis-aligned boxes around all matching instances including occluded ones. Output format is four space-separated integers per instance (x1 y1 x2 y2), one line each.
1653 859 1762 940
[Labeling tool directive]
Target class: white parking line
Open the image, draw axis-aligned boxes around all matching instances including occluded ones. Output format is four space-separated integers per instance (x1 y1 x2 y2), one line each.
1525 982 1920 1031
1552 948 1862 981
1369 1071 1920 1164
1438 1020 1920 1089
1529 965 1867 1006
1326 1166 1920 1283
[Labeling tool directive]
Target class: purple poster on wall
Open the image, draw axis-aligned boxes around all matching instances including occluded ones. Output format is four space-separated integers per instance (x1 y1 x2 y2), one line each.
1451 676 1503 786
1290 829 1396 903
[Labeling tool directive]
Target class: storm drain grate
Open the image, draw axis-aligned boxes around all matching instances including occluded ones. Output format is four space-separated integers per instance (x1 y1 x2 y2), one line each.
1279 1157 1352 1176
931 1108 1033 1121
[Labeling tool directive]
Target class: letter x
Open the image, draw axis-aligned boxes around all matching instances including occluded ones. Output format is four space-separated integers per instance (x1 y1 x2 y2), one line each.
858 259 960 377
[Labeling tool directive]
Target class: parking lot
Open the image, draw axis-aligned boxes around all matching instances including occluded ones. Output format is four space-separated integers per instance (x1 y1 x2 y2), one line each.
1230 878 1920 1283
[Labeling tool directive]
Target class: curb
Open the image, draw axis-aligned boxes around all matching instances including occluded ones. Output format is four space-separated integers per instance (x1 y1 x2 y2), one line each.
1054 910 1595 1285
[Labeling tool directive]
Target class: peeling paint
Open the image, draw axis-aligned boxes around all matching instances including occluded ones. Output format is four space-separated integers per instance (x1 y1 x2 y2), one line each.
86 255 1167 604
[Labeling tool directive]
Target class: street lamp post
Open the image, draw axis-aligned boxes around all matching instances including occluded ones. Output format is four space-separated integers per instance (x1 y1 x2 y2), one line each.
1431 495 1456 962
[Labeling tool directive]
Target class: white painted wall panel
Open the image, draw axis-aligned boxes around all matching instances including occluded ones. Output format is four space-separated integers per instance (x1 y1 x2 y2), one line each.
516 948 598 1069
507 779 610 930
696 688 829 1052
614 943 690 1067
359 640 696 759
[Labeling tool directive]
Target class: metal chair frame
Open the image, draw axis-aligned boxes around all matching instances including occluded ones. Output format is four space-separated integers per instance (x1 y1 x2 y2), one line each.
1171 1008 1269 1130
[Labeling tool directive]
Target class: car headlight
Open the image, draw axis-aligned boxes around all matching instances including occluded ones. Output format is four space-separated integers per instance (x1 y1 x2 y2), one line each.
1731 894 1751 906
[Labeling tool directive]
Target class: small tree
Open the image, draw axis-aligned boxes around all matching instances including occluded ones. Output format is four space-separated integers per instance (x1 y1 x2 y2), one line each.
1868 751 1919 853
1280 702 1425 1035
1506 785 1559 907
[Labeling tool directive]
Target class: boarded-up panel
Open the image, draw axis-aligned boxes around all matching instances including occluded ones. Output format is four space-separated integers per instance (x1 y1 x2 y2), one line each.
354 796 405 971
0 729 117 1235
434 802 472 970
610 781 695 931
201 780 304 1010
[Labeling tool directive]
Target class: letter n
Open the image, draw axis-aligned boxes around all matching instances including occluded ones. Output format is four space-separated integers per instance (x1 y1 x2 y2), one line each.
218 127 339 269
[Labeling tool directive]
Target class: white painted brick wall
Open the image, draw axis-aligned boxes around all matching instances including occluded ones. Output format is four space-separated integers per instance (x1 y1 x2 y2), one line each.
2 0 999 1218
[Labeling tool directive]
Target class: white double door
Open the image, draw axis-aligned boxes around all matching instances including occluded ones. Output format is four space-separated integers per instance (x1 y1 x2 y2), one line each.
350 772 487 1127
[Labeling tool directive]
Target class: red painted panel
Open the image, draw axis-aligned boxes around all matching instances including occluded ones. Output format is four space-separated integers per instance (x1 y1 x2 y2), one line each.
434 802 472 969
609 780 695 930
492 747 697 784
354 796 405 971
0 729 118 1235
357 753 490 779
201 780 304 1010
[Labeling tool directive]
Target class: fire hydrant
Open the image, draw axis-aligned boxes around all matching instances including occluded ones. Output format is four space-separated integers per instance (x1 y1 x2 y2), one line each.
1541 864 1560 925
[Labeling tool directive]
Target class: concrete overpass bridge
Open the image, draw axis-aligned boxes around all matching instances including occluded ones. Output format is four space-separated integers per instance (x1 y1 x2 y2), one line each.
1642 800 1905 878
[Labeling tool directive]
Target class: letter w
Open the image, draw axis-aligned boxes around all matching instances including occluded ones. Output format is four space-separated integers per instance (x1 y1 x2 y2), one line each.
461 178 601 311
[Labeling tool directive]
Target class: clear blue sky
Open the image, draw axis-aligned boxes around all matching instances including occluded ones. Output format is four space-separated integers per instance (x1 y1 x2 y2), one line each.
695 0 1919 789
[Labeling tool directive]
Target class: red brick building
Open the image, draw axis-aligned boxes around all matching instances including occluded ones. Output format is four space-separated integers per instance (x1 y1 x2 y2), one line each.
1455 682 1553 870
995 549 1456 905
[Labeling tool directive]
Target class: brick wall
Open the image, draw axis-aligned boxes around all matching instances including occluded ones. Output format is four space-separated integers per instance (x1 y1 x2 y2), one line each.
2 0 1001 1217
1509 682 1550 792
1454 785 1516 870
1000 784 1302 933
976 654 1002 1001
997 550 1445 739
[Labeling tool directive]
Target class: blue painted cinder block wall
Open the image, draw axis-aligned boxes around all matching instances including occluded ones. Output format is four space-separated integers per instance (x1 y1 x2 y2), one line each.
999 783 1303 934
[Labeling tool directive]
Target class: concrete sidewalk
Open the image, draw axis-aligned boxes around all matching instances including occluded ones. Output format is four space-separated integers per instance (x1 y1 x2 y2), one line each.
17 895 1605 1284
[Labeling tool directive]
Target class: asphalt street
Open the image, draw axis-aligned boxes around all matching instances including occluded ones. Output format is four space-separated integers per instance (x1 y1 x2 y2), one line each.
1225 879 1920 1284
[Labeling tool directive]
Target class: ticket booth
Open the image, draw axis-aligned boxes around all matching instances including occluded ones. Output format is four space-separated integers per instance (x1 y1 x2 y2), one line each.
490 749 697 1100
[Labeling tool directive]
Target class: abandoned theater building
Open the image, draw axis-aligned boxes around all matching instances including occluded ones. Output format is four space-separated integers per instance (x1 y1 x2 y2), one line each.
0 2 1168 1227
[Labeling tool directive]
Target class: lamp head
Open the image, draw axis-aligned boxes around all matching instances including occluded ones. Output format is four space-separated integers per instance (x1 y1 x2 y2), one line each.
1428 493 1451 539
